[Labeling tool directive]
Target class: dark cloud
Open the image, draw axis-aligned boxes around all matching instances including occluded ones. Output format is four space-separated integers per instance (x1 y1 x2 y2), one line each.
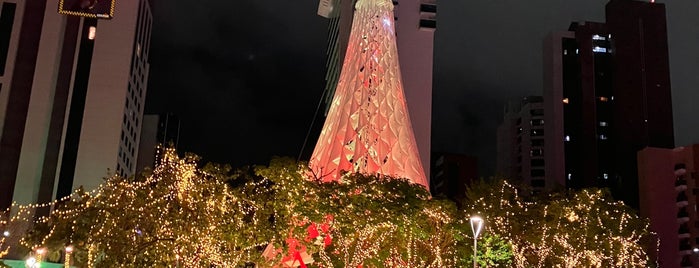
146 0 698 175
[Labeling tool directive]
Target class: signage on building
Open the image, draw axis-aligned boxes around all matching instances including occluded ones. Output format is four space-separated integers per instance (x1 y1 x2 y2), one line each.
59 0 116 19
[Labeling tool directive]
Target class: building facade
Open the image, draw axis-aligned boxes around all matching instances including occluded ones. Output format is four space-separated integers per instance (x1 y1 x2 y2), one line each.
317 0 436 180
638 145 699 268
0 0 152 210
543 0 674 208
496 96 558 192
136 114 180 173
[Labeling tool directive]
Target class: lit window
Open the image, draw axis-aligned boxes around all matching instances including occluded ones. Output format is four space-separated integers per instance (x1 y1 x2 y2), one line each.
599 134 607 140
565 135 571 142
575 49 579 54
610 96 615 101
88 26 97 40
593 46 607 53
564 50 568 55
599 121 608 127
592 34 606 40
603 173 609 179
136 43 142 57
599 96 609 102
567 173 572 180
562 98 569 104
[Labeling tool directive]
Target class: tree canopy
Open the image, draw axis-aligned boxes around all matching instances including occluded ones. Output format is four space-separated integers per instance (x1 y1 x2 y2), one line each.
2 149 652 267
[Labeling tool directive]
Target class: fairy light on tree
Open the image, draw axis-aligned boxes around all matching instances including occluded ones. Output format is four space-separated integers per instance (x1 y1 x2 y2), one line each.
465 178 654 267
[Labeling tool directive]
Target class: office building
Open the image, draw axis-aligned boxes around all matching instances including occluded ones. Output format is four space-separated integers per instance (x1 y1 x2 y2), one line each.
638 145 699 268
317 0 436 179
136 114 180 173
496 96 559 191
0 0 152 210
543 0 674 207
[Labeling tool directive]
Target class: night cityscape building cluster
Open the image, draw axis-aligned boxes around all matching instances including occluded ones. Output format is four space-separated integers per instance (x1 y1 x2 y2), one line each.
495 0 695 266
0 0 152 211
0 0 696 266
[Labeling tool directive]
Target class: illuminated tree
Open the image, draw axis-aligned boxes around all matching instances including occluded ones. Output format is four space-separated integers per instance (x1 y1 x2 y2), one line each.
15 151 469 267
465 179 652 267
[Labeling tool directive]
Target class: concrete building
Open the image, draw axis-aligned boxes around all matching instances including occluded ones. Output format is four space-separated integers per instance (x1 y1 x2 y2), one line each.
638 145 699 268
136 114 180 173
496 96 558 192
543 0 674 208
0 0 152 210
317 0 436 180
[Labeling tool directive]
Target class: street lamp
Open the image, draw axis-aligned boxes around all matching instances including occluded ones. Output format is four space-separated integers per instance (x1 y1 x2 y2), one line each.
470 215 484 268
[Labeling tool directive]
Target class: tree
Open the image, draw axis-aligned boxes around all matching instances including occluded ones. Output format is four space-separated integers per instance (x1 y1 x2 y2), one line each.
464 178 652 267
18 150 472 267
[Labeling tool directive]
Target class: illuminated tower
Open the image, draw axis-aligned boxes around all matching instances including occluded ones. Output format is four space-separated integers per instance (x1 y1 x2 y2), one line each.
310 0 427 187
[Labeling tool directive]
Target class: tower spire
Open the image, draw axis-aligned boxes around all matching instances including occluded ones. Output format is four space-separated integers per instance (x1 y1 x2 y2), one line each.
309 0 428 188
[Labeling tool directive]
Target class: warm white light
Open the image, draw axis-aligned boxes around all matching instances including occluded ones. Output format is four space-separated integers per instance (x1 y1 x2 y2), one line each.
2 231 8 237
470 216 484 239
693 247 699 253
562 98 569 104
36 247 47 255
65 245 74 253
88 26 97 40
26 257 37 268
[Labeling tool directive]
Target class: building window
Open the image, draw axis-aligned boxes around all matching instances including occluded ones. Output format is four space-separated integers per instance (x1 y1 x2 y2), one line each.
599 96 609 102
530 149 543 157
530 109 544 116
531 169 545 177
531 179 545 188
567 173 572 180
530 119 544 126
531 129 544 137
531 159 545 167
531 139 544 147
592 46 607 53
603 173 609 180
599 121 608 127
599 134 608 140
564 135 571 142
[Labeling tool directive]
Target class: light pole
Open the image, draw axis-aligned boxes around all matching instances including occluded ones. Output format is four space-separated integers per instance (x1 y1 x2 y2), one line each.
470 215 484 268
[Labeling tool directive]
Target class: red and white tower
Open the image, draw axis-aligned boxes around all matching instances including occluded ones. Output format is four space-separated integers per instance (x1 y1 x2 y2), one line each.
310 0 427 187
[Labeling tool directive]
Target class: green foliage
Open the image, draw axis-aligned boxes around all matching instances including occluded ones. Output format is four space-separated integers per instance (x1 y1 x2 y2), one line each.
19 152 478 267
464 178 651 267
476 234 513 267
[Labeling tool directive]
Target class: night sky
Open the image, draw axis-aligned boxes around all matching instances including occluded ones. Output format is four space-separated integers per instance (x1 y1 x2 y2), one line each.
146 0 698 176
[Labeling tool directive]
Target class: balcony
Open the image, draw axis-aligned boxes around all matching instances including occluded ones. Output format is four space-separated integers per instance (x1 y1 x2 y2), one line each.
676 179 688 192
677 192 689 208
679 239 692 255
678 224 691 239
681 255 693 268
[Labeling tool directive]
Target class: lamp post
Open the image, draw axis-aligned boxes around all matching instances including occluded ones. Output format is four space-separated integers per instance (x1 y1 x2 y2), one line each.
470 216 484 268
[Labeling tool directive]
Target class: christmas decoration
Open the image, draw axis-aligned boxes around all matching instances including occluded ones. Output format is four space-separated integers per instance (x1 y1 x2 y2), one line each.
309 0 427 187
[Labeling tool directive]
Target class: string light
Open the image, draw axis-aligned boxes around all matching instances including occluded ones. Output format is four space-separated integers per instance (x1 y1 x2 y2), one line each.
1 148 653 267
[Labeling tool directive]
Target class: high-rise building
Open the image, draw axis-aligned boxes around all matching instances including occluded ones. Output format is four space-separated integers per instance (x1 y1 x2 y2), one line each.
638 145 699 268
317 0 436 180
496 96 559 192
0 0 152 211
136 114 180 173
543 0 673 207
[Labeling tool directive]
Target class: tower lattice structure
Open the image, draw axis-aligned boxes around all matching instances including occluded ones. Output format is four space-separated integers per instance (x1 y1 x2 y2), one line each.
310 0 428 187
